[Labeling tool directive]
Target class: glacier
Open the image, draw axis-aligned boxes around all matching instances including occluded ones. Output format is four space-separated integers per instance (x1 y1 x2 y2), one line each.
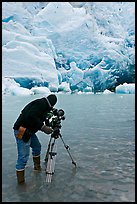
2 2 135 95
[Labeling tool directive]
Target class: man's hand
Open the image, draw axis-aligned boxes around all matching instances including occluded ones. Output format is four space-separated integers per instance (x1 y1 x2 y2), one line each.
41 125 53 134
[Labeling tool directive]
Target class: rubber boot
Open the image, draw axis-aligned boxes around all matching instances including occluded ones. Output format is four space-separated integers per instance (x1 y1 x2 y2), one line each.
16 169 25 184
33 155 42 171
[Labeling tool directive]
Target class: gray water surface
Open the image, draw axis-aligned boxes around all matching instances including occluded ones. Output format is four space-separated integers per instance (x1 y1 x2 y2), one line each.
2 93 135 202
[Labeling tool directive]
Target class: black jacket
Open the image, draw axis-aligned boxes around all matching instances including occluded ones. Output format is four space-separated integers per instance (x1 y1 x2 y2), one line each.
13 97 52 133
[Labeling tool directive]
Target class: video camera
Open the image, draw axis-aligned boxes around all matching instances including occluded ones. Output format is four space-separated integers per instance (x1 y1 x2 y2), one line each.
45 108 65 138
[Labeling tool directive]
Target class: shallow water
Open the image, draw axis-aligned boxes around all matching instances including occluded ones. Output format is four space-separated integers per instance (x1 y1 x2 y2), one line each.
2 93 135 202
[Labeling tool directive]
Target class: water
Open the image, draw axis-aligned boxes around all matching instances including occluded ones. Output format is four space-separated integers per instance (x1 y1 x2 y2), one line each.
2 93 135 202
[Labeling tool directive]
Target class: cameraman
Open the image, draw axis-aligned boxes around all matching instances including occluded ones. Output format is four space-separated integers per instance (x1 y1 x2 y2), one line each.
13 94 57 184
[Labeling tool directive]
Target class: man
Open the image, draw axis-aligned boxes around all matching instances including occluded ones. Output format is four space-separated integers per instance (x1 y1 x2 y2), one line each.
13 94 57 184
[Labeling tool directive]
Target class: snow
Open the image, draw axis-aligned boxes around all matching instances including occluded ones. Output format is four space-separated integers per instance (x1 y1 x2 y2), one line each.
2 77 34 96
2 2 135 96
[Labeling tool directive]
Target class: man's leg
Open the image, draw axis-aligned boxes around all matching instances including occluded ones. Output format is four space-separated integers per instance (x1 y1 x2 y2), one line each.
30 134 42 171
14 130 30 184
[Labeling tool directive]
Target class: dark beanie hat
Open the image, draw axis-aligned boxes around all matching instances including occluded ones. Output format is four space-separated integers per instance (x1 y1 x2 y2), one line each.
47 94 57 106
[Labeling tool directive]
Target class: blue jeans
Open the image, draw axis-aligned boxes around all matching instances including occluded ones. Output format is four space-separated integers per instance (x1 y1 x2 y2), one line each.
14 130 41 170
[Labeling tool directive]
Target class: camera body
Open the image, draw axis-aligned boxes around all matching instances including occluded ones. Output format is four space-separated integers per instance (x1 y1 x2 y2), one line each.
45 108 65 138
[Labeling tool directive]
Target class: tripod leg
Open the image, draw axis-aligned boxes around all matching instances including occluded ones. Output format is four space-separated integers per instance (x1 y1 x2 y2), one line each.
46 155 52 182
45 137 52 162
59 134 77 167
45 138 58 182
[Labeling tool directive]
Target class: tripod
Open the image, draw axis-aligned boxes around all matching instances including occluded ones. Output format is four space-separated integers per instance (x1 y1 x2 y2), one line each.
45 132 76 183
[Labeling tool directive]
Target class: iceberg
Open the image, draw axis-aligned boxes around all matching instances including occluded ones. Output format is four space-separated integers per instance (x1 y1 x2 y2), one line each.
2 2 135 95
116 83 135 94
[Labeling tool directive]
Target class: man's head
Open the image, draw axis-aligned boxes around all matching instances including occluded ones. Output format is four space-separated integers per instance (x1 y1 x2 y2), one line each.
46 94 57 108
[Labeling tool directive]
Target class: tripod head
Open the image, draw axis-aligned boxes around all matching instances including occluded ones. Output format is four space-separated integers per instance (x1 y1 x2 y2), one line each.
45 108 65 139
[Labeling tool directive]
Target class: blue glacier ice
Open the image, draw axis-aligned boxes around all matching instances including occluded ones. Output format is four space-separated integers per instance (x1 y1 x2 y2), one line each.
2 2 135 95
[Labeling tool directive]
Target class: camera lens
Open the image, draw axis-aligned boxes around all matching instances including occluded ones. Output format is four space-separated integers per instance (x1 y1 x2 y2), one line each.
58 109 64 117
